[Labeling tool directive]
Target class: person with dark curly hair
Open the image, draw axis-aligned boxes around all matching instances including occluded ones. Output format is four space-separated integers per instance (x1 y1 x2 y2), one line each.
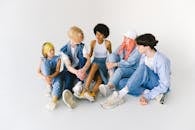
73 23 112 102
101 33 171 109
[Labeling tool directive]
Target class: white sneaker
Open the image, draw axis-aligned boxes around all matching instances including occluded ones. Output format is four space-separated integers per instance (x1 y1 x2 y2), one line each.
62 90 76 109
100 91 125 109
155 93 166 104
84 91 95 102
73 81 83 97
99 84 112 97
45 86 52 97
45 101 57 111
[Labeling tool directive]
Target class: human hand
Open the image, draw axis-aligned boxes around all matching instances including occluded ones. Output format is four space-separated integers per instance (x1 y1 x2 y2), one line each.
44 76 52 85
77 70 87 81
140 96 149 105
106 62 117 70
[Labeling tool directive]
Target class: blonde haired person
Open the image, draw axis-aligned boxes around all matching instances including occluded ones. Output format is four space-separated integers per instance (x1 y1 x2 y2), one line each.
60 26 91 108
37 42 63 110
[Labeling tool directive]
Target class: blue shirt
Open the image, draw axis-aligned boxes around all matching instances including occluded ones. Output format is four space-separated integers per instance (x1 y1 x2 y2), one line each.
112 47 141 69
140 51 171 100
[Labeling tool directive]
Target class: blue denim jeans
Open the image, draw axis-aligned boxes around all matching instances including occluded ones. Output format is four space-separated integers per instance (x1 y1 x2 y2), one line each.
93 57 108 84
41 60 63 98
107 53 136 88
62 57 87 92
119 64 159 96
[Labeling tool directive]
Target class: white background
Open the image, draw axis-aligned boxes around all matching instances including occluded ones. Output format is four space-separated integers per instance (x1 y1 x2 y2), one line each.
0 0 194 130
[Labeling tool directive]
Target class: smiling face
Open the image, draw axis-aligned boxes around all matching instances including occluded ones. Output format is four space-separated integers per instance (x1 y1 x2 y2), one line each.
95 31 105 43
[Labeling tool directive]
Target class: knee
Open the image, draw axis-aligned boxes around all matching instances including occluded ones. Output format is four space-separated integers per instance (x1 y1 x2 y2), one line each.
118 78 128 89
92 63 99 68
96 77 102 84
114 68 123 76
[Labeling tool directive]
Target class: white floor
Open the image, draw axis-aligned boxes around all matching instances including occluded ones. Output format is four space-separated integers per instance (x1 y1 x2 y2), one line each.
1 57 194 130
1 0 195 129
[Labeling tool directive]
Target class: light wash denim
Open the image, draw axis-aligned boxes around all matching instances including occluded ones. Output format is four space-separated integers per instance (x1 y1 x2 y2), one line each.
107 48 141 88
93 57 108 84
60 42 87 92
119 51 171 100
41 56 63 98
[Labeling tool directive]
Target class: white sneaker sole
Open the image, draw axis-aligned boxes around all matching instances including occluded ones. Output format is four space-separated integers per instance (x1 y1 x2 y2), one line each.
100 98 125 109
45 101 57 111
84 93 95 102
62 90 76 109
155 93 166 104
99 84 107 97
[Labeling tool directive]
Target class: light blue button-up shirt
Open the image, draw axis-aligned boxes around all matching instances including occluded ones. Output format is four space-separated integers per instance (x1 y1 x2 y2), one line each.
140 51 171 100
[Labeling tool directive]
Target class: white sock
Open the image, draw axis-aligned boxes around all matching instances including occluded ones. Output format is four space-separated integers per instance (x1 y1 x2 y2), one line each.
119 86 129 98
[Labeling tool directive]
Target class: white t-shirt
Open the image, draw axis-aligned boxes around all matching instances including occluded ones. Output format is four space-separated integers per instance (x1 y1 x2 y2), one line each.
145 56 154 70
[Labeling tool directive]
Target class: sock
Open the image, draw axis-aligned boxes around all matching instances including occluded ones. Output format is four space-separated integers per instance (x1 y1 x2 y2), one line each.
119 86 129 98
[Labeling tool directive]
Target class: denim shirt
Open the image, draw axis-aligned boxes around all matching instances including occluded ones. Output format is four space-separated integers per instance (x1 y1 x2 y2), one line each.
41 55 60 74
140 51 171 100
113 47 141 69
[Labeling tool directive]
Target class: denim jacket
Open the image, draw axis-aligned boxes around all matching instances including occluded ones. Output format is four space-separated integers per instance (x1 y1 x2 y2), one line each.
60 41 85 68
112 47 141 69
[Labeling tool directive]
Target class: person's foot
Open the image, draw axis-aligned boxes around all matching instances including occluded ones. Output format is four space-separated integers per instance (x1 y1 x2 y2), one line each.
100 91 125 109
62 90 76 109
45 87 52 97
99 84 112 97
73 81 83 97
155 93 166 104
84 91 95 102
45 101 57 111
74 88 86 99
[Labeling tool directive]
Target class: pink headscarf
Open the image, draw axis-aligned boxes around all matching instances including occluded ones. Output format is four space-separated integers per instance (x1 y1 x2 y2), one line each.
118 30 137 60
118 38 136 60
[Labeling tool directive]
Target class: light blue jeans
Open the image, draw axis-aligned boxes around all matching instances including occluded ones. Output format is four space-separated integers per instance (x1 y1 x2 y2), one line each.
41 60 63 98
119 64 159 96
107 53 136 88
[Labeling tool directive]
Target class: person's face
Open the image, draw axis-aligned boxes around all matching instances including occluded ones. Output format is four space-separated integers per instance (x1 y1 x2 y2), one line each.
47 48 55 58
71 33 84 44
95 31 104 43
137 44 146 54
72 33 83 45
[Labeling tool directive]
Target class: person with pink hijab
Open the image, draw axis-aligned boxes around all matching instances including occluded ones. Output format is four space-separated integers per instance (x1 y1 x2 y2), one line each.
99 30 141 97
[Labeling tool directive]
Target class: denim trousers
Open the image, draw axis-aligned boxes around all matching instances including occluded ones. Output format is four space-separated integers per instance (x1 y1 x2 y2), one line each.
119 64 159 96
41 60 63 98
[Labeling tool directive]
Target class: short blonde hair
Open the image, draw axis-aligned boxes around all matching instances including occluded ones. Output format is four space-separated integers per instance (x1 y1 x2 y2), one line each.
42 42 55 58
68 26 84 41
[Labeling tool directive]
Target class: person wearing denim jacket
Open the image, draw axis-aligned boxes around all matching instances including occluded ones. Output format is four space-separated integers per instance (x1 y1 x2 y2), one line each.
37 42 63 111
101 33 171 109
60 26 91 109
99 30 141 97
